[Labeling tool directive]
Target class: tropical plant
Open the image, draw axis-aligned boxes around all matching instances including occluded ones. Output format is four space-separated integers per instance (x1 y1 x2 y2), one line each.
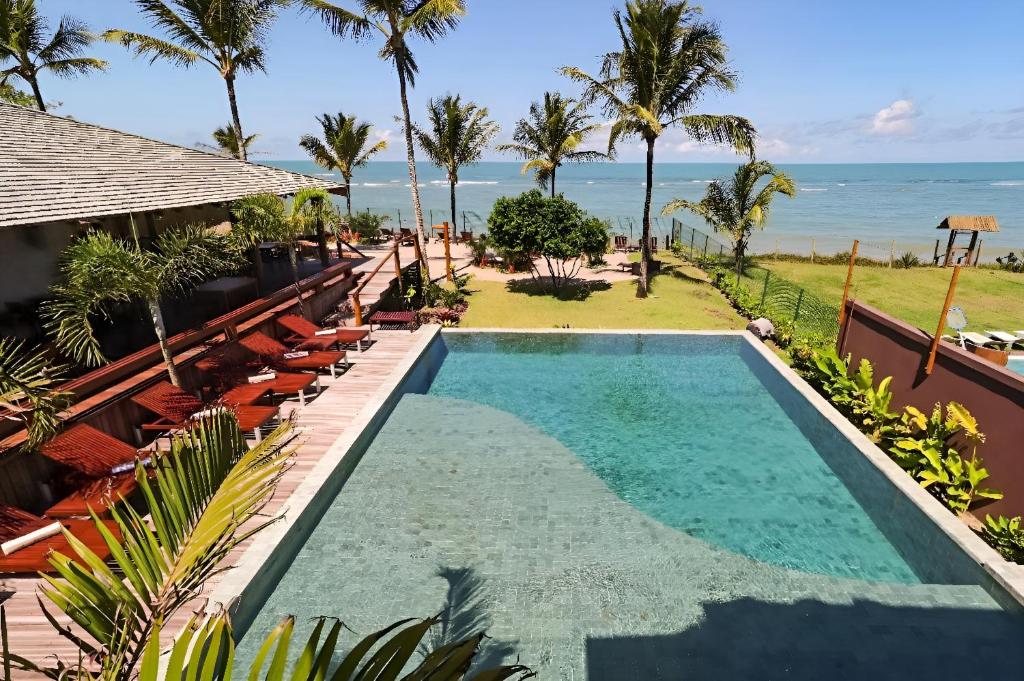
0 339 70 448
0 74 35 106
299 111 387 217
42 226 236 386
231 192 288 292
413 94 499 229
496 92 606 197
13 412 295 681
201 122 259 159
104 0 289 161
488 190 610 292
664 160 796 277
562 0 756 297
984 515 1024 564
0 0 107 111
995 250 1023 273
347 209 387 243
135 609 534 681
292 186 337 267
467 233 490 266
896 251 921 269
300 0 469 280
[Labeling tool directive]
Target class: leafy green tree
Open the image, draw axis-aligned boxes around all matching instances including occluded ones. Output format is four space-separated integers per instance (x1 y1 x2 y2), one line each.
42 226 236 386
299 0 468 280
104 0 289 161
412 94 499 229
664 160 795 277
299 111 387 217
0 74 37 106
497 92 607 197
0 339 70 448
488 190 610 292
203 122 259 158
562 0 756 297
0 0 107 111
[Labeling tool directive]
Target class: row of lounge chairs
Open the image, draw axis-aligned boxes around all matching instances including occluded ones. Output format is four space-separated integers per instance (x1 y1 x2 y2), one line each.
0 313 378 574
950 330 1024 351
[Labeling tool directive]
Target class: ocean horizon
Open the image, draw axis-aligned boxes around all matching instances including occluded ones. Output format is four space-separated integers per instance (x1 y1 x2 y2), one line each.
267 161 1024 259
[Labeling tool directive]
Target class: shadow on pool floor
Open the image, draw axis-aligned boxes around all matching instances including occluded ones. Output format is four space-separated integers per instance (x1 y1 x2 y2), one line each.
586 596 1024 680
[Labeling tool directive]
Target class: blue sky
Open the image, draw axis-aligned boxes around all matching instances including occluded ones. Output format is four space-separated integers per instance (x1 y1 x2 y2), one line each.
26 0 1024 163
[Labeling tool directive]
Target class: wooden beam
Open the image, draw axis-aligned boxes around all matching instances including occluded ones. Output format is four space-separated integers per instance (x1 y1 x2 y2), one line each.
838 240 859 329
926 265 961 375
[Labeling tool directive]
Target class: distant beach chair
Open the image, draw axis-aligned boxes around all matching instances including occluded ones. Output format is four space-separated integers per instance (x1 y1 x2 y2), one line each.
614 235 628 252
399 227 413 240
379 227 395 241
459 230 474 244
958 331 1001 348
649 237 659 254
986 330 1021 350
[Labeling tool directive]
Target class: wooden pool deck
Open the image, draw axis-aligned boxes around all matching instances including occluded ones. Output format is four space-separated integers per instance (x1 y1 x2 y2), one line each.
1 326 434 673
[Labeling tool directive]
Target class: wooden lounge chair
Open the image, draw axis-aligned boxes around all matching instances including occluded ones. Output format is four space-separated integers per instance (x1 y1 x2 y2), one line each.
277 314 370 351
39 424 146 517
379 227 395 241
131 381 279 442
222 371 320 407
0 505 121 574
959 331 1000 348
369 310 418 332
459 231 474 244
399 228 413 240
986 331 1022 350
238 332 348 378
614 235 629 253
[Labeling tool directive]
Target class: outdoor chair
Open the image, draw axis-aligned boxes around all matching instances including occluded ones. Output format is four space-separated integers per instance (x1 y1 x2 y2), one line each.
238 331 348 378
986 330 1023 350
0 504 121 574
369 310 419 332
614 235 629 252
196 351 323 406
399 228 414 240
459 231 474 244
277 313 370 351
131 381 279 443
379 227 395 241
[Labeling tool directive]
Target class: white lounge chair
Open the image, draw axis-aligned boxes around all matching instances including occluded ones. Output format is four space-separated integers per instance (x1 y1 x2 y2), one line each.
959 331 1000 348
986 331 1021 349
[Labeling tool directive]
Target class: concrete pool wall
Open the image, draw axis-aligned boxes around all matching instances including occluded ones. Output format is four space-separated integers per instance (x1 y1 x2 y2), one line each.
213 329 1024 641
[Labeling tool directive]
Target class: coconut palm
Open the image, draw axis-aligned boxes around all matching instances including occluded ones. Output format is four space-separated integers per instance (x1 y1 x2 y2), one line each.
0 0 107 111
412 94 499 230
562 0 756 297
204 122 259 158
42 226 236 387
664 160 796 277
497 92 607 198
300 0 469 279
231 191 287 293
0 75 34 106
299 111 387 218
0 339 70 448
104 0 289 162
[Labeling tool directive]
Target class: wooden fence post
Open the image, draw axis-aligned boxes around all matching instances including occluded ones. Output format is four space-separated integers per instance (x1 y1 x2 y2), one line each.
810 238 816 264
413 233 423 266
838 240 859 329
889 240 895 268
926 265 961 375
760 270 771 307
351 292 363 327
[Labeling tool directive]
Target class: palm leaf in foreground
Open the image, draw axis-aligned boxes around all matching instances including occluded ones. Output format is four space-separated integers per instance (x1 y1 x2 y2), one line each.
36 412 295 681
0 338 70 448
140 611 535 681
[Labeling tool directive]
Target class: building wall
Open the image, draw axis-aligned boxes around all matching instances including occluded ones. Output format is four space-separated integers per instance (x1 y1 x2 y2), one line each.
0 204 231 340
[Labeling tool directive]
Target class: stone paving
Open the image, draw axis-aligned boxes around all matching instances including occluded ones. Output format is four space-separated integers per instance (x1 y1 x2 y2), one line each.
237 395 1024 680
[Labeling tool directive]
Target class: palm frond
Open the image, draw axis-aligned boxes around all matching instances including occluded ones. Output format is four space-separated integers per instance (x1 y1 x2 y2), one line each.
41 56 108 78
102 29 204 67
680 114 757 158
152 224 238 296
405 0 467 42
298 0 373 40
0 339 70 449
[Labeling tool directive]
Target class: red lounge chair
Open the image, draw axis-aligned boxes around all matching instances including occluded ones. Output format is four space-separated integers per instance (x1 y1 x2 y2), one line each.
0 505 121 574
277 314 369 351
131 381 279 442
39 424 146 517
238 332 348 378
222 372 320 407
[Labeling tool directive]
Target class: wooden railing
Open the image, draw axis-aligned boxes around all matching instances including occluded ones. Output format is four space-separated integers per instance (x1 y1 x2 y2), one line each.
350 234 421 326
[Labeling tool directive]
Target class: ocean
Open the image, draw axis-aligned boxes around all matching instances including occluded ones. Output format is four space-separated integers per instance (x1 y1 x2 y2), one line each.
267 161 1024 260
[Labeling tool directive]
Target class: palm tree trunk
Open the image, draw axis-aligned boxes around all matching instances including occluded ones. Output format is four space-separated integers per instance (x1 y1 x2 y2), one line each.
28 76 46 112
637 136 656 298
289 245 307 318
313 198 330 267
147 298 181 387
551 166 556 198
344 178 353 217
735 239 745 279
397 66 431 279
449 176 457 232
224 74 247 162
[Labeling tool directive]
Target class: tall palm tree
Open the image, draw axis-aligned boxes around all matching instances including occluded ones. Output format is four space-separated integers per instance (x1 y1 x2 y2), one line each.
104 0 289 161
299 111 387 218
300 0 469 279
42 226 236 387
412 94 499 230
497 92 607 198
664 160 796 277
562 0 756 297
209 122 258 158
0 0 107 111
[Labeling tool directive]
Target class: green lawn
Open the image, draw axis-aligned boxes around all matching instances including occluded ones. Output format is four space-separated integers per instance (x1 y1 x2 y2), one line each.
745 261 1024 332
460 262 744 329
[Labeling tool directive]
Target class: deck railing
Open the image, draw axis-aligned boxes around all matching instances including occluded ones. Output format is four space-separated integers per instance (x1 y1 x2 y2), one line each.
349 234 422 326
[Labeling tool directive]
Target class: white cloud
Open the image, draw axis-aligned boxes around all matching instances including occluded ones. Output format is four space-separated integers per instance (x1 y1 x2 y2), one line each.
869 99 918 136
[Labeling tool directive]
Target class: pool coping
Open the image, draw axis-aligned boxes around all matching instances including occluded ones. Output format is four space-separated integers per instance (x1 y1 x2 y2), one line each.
445 328 1024 608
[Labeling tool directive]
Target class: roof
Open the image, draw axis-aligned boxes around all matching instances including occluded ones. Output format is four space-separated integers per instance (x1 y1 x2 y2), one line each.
937 215 1000 232
0 102 344 229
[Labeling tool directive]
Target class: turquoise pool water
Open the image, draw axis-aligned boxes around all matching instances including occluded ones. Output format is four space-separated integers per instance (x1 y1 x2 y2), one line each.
1009 357 1024 376
236 332 1023 679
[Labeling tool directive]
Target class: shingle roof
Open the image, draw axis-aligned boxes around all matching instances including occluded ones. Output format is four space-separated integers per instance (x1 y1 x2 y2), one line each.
937 215 1000 233
0 103 343 229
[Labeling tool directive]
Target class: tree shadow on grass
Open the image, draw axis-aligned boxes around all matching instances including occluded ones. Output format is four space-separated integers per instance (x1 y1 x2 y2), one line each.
505 278 612 302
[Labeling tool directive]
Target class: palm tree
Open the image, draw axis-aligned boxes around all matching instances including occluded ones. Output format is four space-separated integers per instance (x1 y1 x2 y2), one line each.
300 0 469 280
207 122 259 158
497 92 607 198
104 0 289 162
412 94 499 230
0 339 70 448
0 0 107 111
42 226 236 387
562 0 756 297
664 160 795 277
231 191 287 293
0 74 34 106
299 111 387 218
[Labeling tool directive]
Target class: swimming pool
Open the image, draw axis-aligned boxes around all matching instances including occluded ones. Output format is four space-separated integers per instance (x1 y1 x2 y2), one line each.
1009 357 1024 376
235 331 1024 678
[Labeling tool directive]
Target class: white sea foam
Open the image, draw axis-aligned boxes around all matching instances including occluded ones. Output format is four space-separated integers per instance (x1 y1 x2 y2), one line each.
459 180 499 185
837 183 847 187
690 179 713 184
991 181 1024 186
315 172 335 177
800 188 828 192
586 181 595 184
362 182 389 187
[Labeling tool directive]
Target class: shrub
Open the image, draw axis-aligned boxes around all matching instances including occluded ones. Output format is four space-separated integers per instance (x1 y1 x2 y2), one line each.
346 210 386 243
488 190 609 291
468 234 491 265
985 515 1024 563
996 251 1024 273
896 251 921 269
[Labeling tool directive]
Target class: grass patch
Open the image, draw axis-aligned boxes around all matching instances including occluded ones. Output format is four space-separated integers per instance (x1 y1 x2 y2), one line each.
460 261 744 330
744 261 1024 332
